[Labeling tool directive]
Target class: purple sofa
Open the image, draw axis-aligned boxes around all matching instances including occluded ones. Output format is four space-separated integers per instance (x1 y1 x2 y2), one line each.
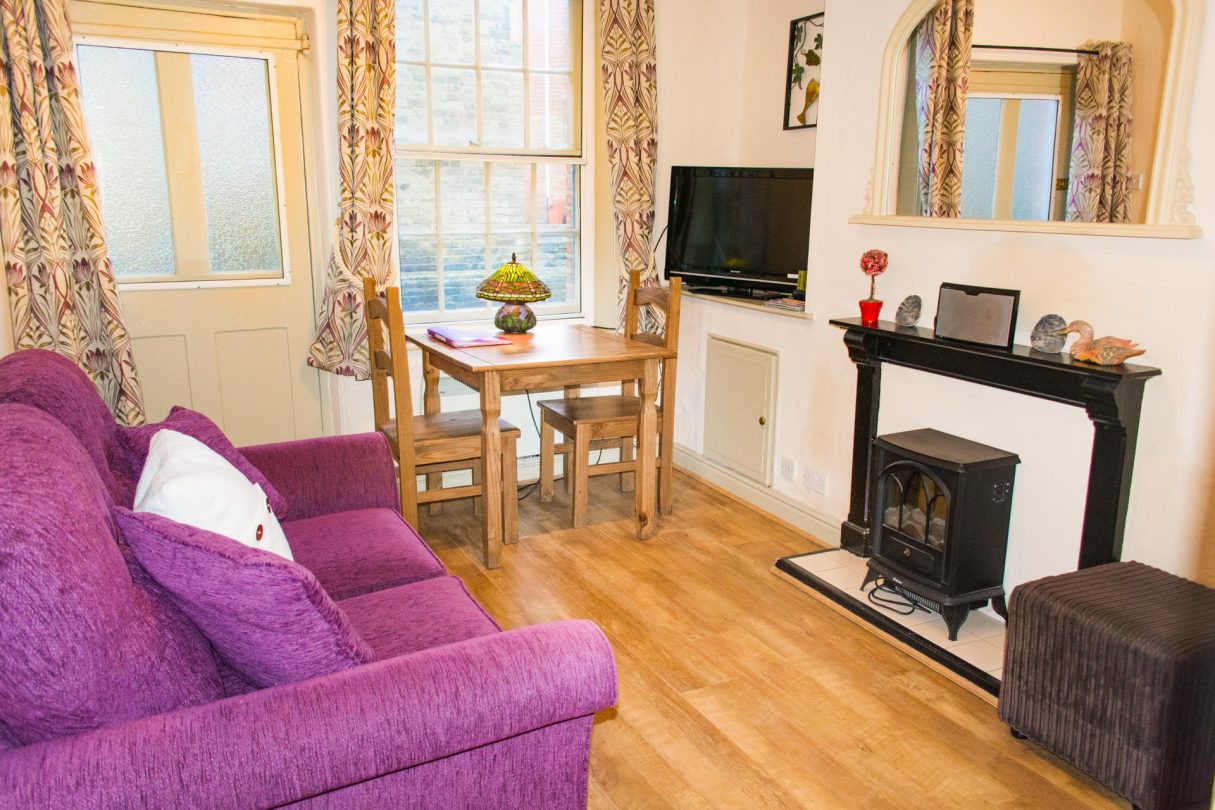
0 350 617 808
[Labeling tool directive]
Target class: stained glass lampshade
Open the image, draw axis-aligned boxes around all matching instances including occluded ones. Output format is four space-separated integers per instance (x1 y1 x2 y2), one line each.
476 254 552 333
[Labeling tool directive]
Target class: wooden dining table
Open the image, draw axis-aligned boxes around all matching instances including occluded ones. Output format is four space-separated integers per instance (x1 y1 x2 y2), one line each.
405 323 676 569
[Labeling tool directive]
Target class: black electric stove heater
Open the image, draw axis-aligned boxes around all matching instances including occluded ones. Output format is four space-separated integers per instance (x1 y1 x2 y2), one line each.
862 429 1020 640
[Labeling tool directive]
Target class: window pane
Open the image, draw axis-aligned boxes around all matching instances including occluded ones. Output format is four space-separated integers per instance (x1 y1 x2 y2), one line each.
77 46 175 277
400 236 439 312
529 74 573 150
191 54 282 274
489 163 531 230
480 0 523 68
528 0 571 71
396 159 436 232
960 97 1002 219
396 0 426 61
535 163 574 228
1011 99 1059 221
429 0 476 65
431 67 478 147
443 234 490 310
489 235 532 280
439 160 486 231
397 159 440 313
536 233 576 305
397 64 429 145
482 71 525 148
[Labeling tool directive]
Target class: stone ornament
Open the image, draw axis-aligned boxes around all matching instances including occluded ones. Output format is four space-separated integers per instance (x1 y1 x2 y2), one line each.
895 295 922 327
1031 314 1068 353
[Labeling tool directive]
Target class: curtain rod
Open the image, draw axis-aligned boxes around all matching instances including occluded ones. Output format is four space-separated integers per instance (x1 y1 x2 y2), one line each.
973 44 1099 57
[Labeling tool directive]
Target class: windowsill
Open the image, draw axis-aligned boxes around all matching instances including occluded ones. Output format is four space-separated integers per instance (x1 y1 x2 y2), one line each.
684 291 813 320
848 214 1204 240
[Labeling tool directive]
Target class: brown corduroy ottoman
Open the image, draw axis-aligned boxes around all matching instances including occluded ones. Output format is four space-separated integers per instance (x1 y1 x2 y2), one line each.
999 562 1215 810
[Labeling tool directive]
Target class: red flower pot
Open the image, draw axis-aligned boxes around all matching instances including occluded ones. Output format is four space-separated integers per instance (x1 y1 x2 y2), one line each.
859 299 883 326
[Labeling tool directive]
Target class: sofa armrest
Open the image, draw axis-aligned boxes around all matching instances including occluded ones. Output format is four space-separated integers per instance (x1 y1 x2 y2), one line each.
0 620 616 809
240 433 398 522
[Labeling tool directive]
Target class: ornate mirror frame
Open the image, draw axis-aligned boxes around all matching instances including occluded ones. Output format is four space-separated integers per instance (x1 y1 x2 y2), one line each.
851 0 1204 239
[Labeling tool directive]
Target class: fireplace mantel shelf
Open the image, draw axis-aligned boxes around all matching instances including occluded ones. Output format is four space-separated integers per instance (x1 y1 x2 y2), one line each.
830 317 1161 570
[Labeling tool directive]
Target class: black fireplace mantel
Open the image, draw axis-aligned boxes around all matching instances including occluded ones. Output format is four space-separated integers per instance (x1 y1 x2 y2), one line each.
830 317 1162 570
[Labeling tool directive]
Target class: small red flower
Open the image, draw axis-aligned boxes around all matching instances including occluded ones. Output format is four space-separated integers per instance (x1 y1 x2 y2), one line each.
860 249 888 277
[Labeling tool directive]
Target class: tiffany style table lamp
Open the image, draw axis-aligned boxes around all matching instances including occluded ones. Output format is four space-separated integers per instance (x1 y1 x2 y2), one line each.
476 254 552 333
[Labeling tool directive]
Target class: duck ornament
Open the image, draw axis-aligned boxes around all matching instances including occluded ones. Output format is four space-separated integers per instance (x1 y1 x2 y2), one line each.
1058 320 1146 366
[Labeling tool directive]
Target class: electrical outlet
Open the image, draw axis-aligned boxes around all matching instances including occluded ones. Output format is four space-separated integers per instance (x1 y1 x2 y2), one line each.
779 456 796 481
802 468 827 495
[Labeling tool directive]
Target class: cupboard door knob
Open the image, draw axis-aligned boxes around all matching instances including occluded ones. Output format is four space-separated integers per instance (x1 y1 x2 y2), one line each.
758 416 767 426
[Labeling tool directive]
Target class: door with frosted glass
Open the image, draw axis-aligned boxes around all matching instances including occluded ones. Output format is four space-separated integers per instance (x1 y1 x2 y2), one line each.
75 23 322 446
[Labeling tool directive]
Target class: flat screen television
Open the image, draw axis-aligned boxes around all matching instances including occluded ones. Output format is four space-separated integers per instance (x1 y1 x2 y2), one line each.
664 166 813 298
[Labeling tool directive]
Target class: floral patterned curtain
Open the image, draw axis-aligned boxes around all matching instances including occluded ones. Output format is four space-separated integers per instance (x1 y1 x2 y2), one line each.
1066 42 1133 224
307 0 396 379
913 0 974 218
0 0 145 424
601 0 662 332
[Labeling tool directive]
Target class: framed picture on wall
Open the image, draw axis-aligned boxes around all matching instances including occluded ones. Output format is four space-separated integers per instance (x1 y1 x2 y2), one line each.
784 12 824 130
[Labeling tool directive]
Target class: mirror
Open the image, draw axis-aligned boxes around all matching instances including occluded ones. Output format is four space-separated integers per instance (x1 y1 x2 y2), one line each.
858 0 1203 236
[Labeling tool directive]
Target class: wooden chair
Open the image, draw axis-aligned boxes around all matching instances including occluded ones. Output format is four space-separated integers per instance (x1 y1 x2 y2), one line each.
363 278 520 543
537 271 681 528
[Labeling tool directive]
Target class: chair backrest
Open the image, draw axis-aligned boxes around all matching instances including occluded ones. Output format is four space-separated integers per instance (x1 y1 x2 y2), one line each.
623 271 682 352
622 271 681 402
362 279 415 456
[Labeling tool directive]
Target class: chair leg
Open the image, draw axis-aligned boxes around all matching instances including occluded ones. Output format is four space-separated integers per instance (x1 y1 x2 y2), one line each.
399 463 419 527
561 435 572 495
659 429 675 516
620 437 636 493
503 434 518 545
426 471 443 515
473 463 483 516
539 418 555 503
572 427 590 529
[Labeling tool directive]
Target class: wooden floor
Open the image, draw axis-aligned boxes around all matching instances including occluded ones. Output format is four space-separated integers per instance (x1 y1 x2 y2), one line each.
420 470 1123 809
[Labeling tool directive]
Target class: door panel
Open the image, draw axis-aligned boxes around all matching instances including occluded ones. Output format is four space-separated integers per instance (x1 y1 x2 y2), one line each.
215 328 298 446
131 335 192 421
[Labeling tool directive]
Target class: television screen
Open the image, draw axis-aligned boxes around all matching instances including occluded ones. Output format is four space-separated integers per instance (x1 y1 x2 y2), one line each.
664 166 813 290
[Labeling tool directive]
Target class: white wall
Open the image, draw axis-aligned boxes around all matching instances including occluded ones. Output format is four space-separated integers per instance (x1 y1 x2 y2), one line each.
665 0 1215 589
657 0 822 510
971 0 1124 48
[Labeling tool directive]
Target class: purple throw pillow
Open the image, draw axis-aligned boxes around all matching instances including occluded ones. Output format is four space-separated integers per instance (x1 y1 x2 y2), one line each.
122 406 288 519
114 508 374 688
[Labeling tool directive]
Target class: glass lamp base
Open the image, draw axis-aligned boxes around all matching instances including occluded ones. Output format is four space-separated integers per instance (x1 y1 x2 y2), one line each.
494 302 537 333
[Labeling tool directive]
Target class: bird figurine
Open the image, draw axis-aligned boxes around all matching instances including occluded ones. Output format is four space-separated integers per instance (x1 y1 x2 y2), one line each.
1057 320 1146 366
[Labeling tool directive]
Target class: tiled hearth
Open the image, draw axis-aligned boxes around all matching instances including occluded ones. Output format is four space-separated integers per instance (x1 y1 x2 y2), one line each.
780 548 1007 686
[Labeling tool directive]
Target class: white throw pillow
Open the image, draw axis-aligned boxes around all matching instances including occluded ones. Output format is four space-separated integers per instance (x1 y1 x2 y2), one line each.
134 429 293 561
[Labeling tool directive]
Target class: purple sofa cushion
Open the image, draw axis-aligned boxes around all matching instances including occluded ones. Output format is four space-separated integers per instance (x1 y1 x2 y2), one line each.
115 509 375 687
0 405 223 746
338 576 500 660
0 349 134 504
284 509 445 600
122 407 288 519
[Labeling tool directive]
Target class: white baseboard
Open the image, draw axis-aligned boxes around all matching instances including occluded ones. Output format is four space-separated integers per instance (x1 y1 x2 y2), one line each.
674 444 842 547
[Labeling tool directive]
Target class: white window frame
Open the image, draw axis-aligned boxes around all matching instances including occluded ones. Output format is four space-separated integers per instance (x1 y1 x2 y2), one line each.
75 34 294 291
394 0 594 326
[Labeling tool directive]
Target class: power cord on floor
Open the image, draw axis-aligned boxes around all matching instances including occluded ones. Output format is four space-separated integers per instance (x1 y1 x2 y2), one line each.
865 575 927 616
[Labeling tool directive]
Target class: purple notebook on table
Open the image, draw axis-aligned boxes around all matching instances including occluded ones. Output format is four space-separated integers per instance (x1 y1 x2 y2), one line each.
426 326 511 348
